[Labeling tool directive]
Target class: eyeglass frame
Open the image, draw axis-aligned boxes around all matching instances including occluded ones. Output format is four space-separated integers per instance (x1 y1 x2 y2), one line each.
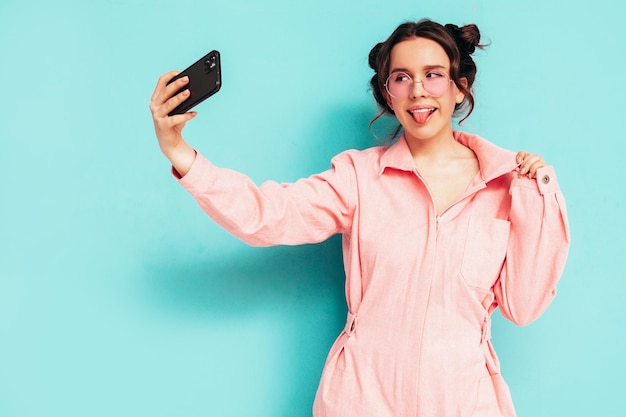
384 70 455 99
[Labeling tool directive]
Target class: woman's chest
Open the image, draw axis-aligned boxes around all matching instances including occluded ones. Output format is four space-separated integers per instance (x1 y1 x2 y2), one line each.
352 174 512 290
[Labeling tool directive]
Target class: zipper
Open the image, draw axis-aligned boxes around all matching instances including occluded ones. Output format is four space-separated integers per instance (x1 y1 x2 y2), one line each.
414 168 486 234
409 154 518 413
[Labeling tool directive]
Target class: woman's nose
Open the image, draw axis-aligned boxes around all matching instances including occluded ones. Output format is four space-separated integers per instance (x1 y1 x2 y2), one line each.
409 80 427 98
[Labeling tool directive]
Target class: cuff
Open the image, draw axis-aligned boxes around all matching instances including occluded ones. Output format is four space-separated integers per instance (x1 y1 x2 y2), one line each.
511 165 560 195
171 152 217 191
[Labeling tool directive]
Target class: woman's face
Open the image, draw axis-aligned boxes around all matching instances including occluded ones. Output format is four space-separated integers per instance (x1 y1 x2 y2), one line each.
385 37 466 144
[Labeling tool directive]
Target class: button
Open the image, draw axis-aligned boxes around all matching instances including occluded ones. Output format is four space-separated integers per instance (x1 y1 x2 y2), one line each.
542 175 550 184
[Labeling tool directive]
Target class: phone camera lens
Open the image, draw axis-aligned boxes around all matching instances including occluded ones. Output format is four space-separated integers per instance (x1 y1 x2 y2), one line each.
204 59 216 73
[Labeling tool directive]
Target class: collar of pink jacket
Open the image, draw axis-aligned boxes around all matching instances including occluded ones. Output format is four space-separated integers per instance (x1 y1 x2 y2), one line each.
379 130 520 182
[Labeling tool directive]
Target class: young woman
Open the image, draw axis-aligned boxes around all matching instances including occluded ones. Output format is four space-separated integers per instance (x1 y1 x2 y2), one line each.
150 19 569 417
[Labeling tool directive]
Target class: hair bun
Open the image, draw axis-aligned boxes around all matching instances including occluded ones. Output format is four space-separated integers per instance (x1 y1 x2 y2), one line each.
445 23 481 55
369 42 383 71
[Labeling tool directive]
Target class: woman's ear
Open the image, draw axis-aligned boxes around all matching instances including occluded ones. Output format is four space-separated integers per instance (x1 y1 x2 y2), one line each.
456 77 468 104
385 91 394 111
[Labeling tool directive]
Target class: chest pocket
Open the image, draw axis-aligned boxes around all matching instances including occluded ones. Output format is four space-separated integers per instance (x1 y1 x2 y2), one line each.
460 218 511 290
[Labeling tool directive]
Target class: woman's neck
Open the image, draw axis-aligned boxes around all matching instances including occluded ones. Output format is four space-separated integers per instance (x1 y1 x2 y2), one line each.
405 130 464 162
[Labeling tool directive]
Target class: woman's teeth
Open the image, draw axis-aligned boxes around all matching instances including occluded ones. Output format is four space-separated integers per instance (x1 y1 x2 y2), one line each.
409 108 435 114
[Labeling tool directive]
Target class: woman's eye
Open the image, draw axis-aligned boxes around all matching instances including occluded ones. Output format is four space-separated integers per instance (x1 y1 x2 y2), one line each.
393 73 411 83
425 71 445 79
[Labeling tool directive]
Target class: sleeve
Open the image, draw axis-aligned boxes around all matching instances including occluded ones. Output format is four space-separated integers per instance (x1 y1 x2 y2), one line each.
494 165 571 326
174 152 356 247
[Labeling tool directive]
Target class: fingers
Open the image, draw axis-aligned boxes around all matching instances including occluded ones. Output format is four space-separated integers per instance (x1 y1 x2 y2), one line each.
168 110 198 127
151 70 180 100
516 151 546 179
164 87 190 117
149 72 191 118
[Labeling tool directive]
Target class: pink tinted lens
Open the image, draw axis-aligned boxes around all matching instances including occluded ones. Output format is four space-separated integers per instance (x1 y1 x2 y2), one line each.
423 77 450 97
386 72 410 98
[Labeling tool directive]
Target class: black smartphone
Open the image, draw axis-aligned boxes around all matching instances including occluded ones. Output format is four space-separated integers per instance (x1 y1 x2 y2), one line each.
167 50 222 116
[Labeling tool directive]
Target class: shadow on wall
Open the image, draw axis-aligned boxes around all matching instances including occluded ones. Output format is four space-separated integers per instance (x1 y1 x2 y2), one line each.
141 235 347 414
142 237 346 317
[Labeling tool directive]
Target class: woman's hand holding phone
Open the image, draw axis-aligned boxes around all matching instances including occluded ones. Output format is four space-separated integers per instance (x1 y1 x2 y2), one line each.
150 50 222 177
149 71 198 177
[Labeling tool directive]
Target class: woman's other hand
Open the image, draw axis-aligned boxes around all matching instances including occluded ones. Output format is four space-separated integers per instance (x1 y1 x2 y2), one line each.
516 151 546 179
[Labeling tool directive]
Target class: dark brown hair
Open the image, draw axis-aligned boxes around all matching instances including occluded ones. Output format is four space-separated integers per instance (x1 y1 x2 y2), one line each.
368 19 487 139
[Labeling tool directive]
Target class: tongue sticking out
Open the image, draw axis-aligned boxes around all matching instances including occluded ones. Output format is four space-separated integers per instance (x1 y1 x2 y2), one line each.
411 108 435 125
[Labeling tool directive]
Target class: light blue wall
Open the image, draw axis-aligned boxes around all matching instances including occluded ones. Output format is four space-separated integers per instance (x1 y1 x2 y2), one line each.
1 1 623 416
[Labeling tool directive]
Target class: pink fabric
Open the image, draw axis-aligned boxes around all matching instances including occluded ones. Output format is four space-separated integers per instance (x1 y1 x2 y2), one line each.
177 131 570 417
